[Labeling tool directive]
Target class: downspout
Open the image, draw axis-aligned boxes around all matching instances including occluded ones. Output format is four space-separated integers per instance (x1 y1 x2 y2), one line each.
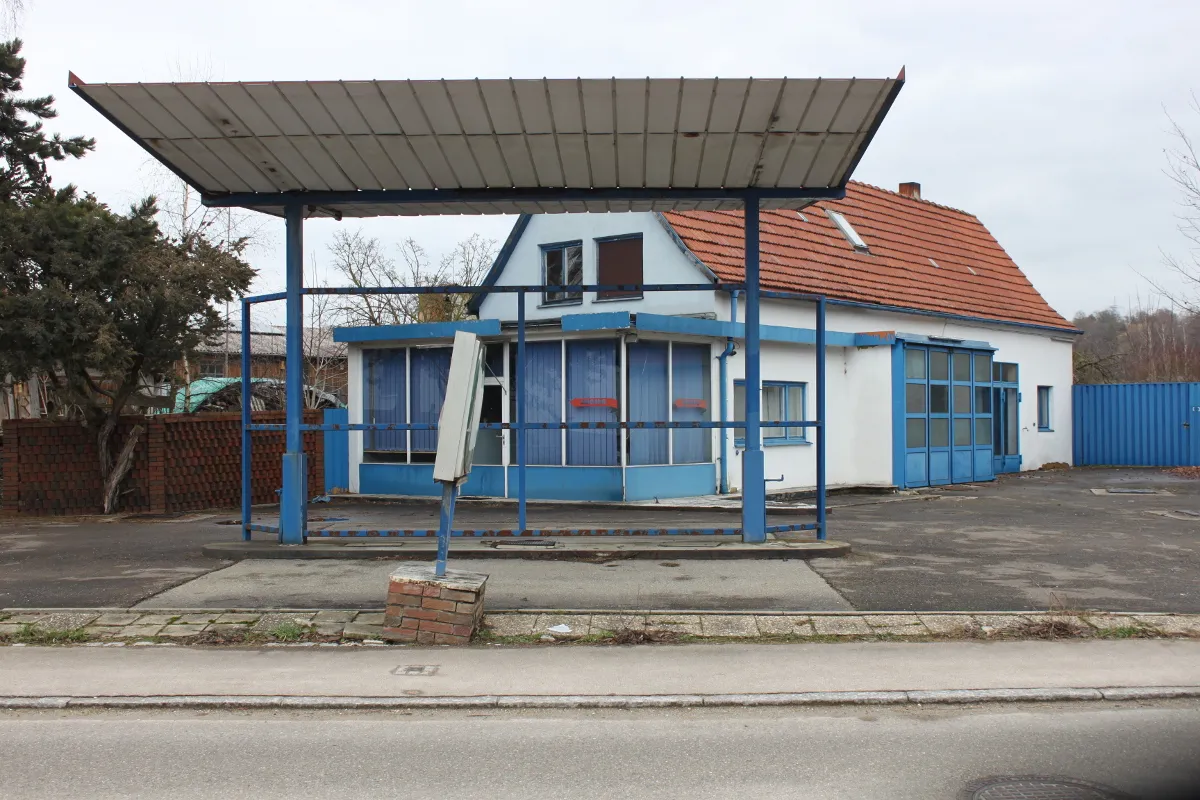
718 291 740 494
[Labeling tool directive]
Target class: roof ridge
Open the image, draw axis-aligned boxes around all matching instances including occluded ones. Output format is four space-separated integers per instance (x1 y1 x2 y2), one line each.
844 180 976 217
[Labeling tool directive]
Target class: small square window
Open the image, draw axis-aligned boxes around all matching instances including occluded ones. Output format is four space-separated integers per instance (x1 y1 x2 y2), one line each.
1037 386 1053 431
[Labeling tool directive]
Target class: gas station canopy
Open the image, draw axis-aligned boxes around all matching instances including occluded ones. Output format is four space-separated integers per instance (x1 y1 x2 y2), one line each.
70 73 903 217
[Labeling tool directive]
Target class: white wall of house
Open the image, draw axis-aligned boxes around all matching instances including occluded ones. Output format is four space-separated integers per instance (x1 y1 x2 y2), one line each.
478 213 717 322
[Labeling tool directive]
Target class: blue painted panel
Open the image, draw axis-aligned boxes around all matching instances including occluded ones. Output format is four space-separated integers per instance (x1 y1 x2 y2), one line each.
1073 382 1200 467
905 452 927 486
409 348 451 454
323 408 349 493
632 313 875 349
505 466 623 500
456 466 505 498
523 341 563 465
952 450 973 482
364 349 406 452
566 340 619 465
929 451 950 484
562 311 631 332
360 464 504 497
627 341 669 465
672 343 711 464
973 448 994 481
626 464 716 500
361 463 436 496
335 319 501 343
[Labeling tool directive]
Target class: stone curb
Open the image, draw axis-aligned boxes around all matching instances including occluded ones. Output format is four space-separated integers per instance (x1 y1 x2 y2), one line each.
4 609 1199 647
2 686 1197 711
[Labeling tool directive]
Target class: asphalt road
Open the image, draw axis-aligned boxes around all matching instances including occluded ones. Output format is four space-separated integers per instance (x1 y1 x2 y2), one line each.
2 704 1198 799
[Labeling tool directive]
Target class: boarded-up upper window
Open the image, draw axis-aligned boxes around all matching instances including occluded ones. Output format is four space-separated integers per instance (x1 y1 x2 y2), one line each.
596 237 643 299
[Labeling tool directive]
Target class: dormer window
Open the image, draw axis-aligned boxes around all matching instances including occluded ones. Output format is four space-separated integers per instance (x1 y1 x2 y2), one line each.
824 208 869 253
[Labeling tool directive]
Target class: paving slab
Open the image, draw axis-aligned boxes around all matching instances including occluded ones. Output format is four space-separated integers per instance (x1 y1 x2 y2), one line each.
588 614 646 634
483 615 537 637
813 616 871 636
137 559 851 612
699 615 759 637
158 624 207 638
754 616 814 636
117 624 163 638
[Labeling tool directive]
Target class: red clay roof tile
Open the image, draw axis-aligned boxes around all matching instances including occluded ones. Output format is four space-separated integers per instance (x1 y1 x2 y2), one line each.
662 181 1074 331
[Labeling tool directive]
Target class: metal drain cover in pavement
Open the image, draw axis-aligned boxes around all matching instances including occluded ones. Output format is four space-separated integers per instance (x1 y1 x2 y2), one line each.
960 776 1137 800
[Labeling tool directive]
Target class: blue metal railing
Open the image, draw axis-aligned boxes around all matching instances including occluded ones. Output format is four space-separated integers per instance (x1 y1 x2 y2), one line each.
241 280 829 543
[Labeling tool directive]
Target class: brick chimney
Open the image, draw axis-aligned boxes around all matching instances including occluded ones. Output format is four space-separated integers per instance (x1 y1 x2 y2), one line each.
898 182 921 200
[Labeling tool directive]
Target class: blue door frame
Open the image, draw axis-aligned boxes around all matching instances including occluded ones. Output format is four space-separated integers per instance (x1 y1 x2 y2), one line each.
992 362 1021 473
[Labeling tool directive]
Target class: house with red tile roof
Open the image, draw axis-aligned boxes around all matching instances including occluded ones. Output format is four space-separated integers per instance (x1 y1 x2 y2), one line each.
337 181 1077 500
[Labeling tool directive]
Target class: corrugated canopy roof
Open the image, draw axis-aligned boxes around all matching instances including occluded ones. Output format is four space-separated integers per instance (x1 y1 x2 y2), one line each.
69 74 903 217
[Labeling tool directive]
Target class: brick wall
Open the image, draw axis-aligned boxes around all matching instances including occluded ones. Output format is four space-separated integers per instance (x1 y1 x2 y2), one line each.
1 411 323 515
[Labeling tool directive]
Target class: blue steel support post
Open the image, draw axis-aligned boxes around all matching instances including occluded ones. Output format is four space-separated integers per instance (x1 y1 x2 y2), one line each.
816 296 828 540
435 481 457 577
516 290 527 532
742 196 766 543
279 204 307 544
718 291 739 495
240 299 252 541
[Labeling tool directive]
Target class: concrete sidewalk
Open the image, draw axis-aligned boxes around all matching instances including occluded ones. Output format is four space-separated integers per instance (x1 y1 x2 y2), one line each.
3 641 1199 706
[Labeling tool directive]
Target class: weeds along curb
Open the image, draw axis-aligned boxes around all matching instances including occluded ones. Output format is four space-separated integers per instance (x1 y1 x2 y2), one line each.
3 686 1200 711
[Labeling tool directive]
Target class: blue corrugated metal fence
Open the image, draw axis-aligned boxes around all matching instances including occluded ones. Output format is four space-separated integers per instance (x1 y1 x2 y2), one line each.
1073 382 1200 466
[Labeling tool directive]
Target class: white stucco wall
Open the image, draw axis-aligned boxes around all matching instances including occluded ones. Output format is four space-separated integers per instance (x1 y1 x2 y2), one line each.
478 212 717 322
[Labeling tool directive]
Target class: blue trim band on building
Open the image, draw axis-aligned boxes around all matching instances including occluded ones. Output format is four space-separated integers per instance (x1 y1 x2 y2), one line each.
335 319 502 343
562 311 632 331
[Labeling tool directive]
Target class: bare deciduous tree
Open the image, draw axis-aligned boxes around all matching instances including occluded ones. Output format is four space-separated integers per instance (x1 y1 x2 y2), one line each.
303 255 348 406
329 229 497 325
1155 93 1200 312
1 0 24 35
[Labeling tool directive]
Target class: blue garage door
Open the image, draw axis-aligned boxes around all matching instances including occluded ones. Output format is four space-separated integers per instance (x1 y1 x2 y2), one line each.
903 344 995 488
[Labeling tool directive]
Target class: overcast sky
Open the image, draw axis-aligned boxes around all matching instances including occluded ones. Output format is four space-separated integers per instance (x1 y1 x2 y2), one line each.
11 0 1200 322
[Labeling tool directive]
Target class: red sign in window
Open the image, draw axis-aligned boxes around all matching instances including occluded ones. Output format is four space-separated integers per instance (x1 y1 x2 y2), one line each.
674 398 708 410
570 397 618 409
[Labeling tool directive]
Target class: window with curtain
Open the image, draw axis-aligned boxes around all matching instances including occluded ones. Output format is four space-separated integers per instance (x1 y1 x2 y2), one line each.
595 236 643 299
626 341 669 465
363 348 406 456
566 340 619 465
672 343 711 463
408 347 452 458
512 340 563 464
542 243 582 305
733 381 807 445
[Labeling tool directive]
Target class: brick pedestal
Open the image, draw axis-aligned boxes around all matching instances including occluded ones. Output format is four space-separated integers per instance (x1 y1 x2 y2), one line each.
383 564 488 645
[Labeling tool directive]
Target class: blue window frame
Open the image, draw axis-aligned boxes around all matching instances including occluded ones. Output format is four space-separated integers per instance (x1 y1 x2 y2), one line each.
733 380 807 445
541 241 583 306
1037 386 1053 431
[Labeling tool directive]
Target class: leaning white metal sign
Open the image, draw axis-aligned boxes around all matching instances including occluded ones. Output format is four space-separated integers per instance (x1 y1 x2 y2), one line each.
433 331 485 484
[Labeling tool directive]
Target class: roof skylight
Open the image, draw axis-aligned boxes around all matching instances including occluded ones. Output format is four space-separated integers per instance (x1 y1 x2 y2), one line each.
824 209 869 253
